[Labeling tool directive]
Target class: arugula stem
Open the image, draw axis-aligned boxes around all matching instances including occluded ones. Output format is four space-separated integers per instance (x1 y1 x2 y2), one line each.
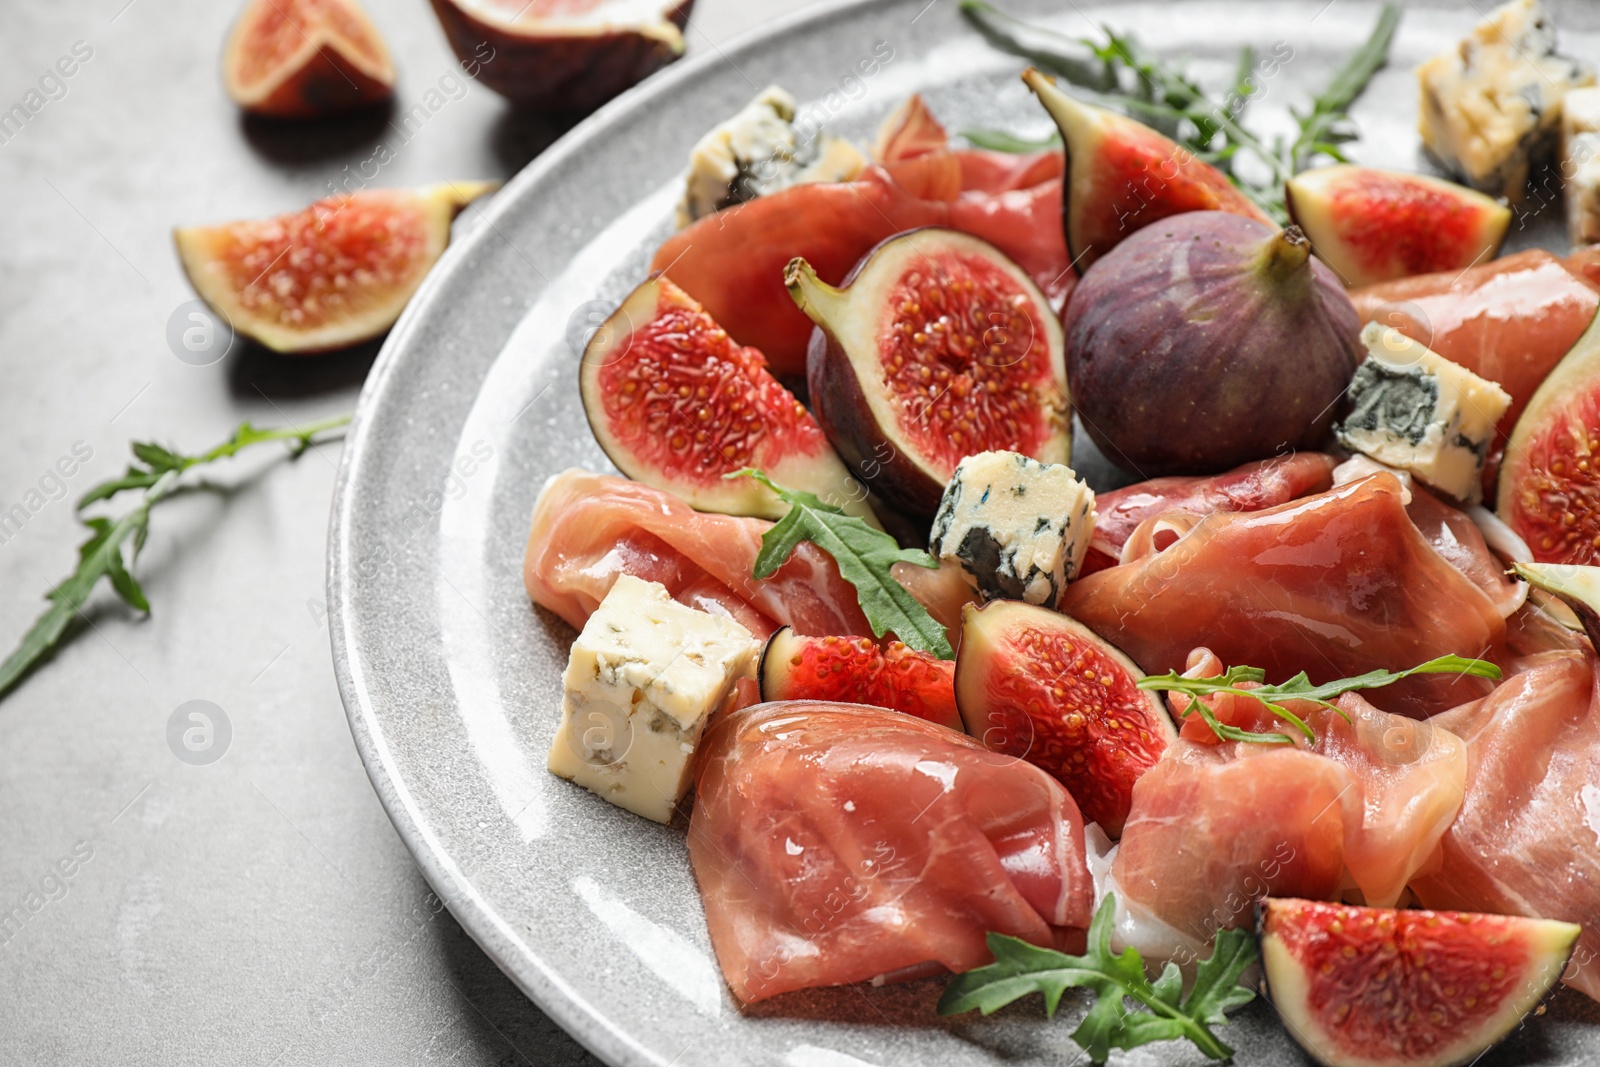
0 416 350 702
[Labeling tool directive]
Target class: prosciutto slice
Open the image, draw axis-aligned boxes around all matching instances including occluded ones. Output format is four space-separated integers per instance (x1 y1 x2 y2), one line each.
1084 453 1337 572
523 468 971 641
1409 651 1600 1002
1112 659 1466 952
1059 473 1506 717
689 701 1093 1002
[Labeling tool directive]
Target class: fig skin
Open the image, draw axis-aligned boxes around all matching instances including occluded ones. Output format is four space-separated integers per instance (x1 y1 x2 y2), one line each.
1064 211 1362 477
429 0 693 112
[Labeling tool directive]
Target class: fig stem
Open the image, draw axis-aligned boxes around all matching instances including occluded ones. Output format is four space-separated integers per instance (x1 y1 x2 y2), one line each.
784 257 849 326
1258 226 1311 284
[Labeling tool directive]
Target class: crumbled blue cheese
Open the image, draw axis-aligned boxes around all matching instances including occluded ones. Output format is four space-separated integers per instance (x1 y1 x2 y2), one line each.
676 85 867 227
546 575 759 823
1417 0 1595 201
1565 87 1600 244
927 451 1096 606
1335 323 1511 504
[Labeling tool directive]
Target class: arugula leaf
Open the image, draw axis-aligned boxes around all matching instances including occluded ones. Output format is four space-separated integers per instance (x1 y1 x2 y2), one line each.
731 469 953 659
0 416 350 702
1138 654 1501 745
939 894 1258 1063
960 1 1401 221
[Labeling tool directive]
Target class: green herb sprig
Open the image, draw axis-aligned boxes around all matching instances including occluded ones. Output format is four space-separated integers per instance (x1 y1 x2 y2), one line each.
1138 654 1502 745
0 415 351 701
731 469 953 659
939 894 1258 1063
959 0 1402 221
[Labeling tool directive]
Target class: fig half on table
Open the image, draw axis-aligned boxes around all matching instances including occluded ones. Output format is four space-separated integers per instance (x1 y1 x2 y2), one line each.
787 228 1071 521
224 0 396 118
429 0 693 112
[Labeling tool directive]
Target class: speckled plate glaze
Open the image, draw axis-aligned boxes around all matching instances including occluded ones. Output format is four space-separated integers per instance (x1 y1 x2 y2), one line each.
329 2 1600 1064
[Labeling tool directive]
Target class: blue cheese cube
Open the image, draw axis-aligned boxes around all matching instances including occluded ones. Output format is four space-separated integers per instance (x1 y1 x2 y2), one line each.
1565 87 1600 244
677 85 867 227
547 575 759 823
1335 323 1511 504
1417 0 1595 201
928 451 1096 606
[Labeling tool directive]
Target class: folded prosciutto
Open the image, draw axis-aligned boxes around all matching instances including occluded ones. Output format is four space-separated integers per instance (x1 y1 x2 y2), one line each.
689 701 1093 1002
1059 473 1505 717
1112 664 1466 954
1084 453 1338 572
523 468 971 641
1410 651 1600 1002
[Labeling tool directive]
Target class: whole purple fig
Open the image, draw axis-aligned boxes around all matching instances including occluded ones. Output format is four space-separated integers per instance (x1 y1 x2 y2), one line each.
1064 211 1362 476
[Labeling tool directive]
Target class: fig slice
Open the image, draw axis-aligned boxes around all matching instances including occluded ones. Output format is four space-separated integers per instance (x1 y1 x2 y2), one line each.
1498 307 1600 563
787 227 1070 520
429 0 692 111
1513 562 1600 647
1261 897 1579 1067
1285 165 1511 288
1022 68 1270 272
580 276 871 521
954 599 1175 836
175 183 494 354
757 627 962 732
223 0 396 118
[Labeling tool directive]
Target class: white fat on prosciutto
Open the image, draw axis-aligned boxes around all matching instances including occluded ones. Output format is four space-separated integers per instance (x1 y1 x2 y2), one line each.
1411 651 1600 1002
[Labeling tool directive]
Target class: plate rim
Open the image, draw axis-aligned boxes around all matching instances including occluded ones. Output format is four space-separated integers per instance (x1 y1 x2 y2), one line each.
325 1 894 1064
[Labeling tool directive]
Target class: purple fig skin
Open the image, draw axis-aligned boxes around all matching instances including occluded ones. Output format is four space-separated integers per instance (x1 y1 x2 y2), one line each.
428 0 693 112
805 325 950 519
1064 211 1363 477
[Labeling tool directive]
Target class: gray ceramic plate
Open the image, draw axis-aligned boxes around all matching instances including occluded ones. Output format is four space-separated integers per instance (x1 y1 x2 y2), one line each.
329 1 1600 1064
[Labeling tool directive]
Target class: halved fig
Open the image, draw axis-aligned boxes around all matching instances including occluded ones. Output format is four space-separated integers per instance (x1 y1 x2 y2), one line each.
757 627 961 732
1286 165 1511 288
1498 307 1600 563
580 276 871 521
954 600 1175 836
787 227 1070 520
224 0 395 118
175 182 494 354
429 0 691 111
1261 897 1579 1067
1022 68 1270 272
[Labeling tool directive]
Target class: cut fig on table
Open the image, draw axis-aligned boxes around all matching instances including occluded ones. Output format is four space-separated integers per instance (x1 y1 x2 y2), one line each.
224 0 396 118
175 183 495 354
758 628 962 732
1022 67 1269 272
429 0 693 112
787 227 1070 520
1285 165 1511 288
954 600 1174 836
1499 308 1600 563
580 276 872 522
1261 897 1579 1067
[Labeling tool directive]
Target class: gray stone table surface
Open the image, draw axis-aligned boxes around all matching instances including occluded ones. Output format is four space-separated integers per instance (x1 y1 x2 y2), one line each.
0 0 813 1063
6 0 1591 1064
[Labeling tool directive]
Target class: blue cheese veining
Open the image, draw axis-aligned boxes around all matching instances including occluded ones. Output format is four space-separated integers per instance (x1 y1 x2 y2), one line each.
546 575 759 823
928 451 1096 606
676 86 867 227
1417 0 1595 201
1335 323 1511 504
